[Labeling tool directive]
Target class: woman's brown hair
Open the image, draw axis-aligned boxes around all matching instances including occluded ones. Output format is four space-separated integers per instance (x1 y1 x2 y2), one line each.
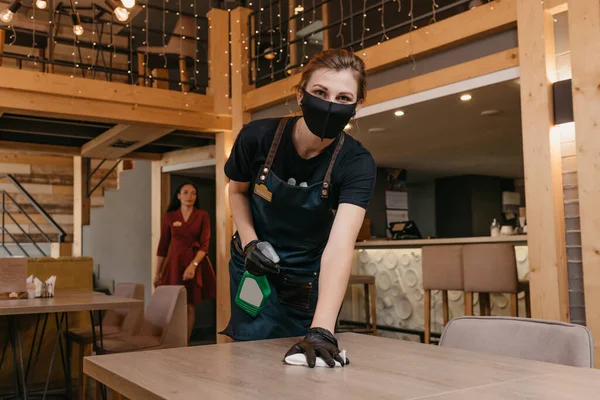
293 49 367 101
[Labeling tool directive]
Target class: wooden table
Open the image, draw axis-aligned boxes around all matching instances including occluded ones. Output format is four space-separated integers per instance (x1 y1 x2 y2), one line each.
1 290 143 399
0 290 142 316
84 333 600 400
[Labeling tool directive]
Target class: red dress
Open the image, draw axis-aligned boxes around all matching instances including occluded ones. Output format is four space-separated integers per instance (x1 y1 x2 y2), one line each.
156 208 216 305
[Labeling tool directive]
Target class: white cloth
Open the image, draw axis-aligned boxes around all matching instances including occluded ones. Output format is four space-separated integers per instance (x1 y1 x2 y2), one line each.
284 349 347 368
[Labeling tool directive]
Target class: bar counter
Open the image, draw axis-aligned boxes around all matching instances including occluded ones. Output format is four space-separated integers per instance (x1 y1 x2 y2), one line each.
345 235 529 340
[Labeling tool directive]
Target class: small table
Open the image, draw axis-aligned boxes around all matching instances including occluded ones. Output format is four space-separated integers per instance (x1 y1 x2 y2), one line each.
84 332 600 400
0 290 143 400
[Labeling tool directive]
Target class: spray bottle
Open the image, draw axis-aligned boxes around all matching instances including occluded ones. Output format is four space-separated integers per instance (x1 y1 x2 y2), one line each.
235 242 280 317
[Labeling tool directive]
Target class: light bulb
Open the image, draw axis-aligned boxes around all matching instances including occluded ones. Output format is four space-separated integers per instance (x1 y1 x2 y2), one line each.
114 6 129 21
121 0 135 9
294 5 304 14
73 24 84 36
394 110 405 117
35 0 47 9
0 9 14 23
460 94 472 101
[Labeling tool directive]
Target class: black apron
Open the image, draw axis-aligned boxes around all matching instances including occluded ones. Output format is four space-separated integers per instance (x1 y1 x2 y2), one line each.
222 117 346 341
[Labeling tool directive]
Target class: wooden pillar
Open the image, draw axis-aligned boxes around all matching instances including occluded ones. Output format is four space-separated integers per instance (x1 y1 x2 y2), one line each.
0 29 5 66
322 2 330 50
50 242 72 258
179 57 190 92
516 0 569 322
214 7 252 343
73 156 90 257
207 8 231 115
568 0 600 367
137 53 146 86
151 161 170 292
288 1 298 73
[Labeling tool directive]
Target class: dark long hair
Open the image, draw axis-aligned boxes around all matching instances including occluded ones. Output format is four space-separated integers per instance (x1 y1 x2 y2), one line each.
167 181 201 212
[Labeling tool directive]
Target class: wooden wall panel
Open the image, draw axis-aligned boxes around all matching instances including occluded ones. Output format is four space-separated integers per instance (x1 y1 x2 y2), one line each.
568 0 600 368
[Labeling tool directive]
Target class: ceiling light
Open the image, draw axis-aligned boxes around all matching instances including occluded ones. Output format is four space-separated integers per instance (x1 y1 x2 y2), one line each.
344 124 352 131
105 0 129 22
35 0 47 10
71 13 84 36
0 0 21 24
121 0 135 9
469 0 483 9
481 109 500 116
262 47 276 60
460 94 472 101
394 110 405 117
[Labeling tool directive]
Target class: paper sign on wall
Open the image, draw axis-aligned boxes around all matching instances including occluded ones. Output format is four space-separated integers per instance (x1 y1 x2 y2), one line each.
385 191 408 210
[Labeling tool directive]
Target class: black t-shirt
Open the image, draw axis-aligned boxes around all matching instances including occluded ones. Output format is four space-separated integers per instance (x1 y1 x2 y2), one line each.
224 117 376 209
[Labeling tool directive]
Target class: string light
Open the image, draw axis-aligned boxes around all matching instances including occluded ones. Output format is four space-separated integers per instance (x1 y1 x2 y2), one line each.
277 0 282 63
430 0 439 25
336 0 344 48
361 0 367 55
193 0 199 90
269 2 274 81
30 2 36 65
380 0 389 43
300 0 305 66
396 0 401 12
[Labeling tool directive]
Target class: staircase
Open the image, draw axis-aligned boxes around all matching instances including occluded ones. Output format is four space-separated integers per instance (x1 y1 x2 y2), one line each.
0 153 133 257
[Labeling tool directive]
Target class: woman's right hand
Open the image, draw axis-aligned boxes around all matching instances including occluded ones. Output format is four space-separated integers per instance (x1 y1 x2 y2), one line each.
153 275 162 288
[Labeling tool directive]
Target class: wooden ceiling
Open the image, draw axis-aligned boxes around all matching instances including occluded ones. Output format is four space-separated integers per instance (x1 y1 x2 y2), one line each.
0 113 215 159
351 79 524 182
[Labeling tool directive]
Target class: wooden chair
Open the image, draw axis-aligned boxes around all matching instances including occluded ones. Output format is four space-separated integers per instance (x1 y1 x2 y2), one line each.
439 316 593 368
338 275 377 336
100 285 188 353
462 244 531 318
422 245 464 344
67 283 144 400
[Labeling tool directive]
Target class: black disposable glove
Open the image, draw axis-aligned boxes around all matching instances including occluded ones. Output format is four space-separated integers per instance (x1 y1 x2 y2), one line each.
244 240 280 276
284 327 349 368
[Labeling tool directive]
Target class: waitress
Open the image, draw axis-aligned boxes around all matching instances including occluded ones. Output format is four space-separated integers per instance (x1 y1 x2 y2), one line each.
222 49 376 368
155 181 216 341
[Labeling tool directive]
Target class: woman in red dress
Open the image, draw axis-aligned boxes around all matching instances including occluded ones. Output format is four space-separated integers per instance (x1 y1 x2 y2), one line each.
154 181 216 341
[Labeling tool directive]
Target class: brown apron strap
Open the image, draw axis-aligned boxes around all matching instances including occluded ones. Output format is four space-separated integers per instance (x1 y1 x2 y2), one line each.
258 117 289 183
321 133 346 198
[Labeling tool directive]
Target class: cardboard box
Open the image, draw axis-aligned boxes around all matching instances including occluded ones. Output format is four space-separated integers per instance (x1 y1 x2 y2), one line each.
0 257 27 293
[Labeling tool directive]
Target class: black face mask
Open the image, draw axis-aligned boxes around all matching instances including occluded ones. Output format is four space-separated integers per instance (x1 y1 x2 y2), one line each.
300 90 357 140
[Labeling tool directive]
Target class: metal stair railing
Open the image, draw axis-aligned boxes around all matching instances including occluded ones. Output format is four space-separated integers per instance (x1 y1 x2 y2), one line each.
0 174 67 257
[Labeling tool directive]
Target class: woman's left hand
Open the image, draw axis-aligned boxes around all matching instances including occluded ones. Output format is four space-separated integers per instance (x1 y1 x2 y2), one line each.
183 264 196 281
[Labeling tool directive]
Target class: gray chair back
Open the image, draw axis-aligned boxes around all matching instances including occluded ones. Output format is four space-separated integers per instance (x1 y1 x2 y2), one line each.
439 316 594 368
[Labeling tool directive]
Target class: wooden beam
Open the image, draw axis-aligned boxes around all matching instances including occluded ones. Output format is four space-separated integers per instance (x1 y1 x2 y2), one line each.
366 48 519 106
81 124 174 159
72 156 90 257
159 145 216 168
244 0 517 112
231 7 253 134
207 9 232 116
0 68 231 132
214 6 253 344
0 140 161 160
517 0 569 322
546 0 567 15
215 131 233 344
151 161 170 293
568 0 600 368
288 0 298 73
